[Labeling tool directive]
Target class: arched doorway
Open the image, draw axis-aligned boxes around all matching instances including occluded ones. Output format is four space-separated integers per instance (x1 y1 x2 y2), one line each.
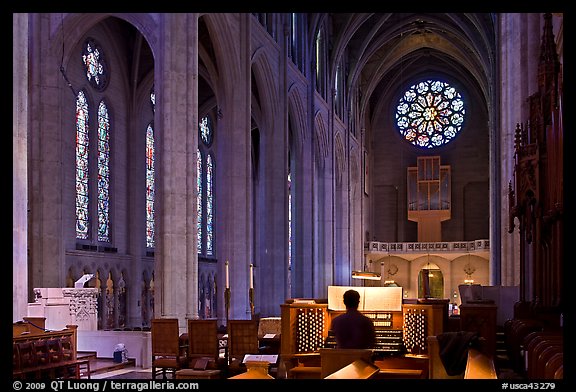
418 262 444 298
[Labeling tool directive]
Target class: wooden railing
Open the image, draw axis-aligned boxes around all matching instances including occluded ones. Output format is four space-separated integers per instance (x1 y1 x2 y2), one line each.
13 320 90 379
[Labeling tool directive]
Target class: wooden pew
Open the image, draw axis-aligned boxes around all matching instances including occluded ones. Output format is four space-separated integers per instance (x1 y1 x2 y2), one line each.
428 335 497 379
324 359 380 379
464 348 497 379
13 322 91 379
427 335 464 379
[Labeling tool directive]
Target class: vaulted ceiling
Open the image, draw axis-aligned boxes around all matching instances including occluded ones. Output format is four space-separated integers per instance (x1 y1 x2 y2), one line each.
99 13 497 128
319 13 496 123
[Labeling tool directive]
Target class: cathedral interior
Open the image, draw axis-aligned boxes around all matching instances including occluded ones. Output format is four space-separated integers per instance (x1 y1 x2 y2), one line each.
12 12 565 381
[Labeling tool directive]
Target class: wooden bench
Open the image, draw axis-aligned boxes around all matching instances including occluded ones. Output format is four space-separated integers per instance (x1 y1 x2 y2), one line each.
13 321 90 379
428 335 497 379
324 359 380 379
464 348 497 379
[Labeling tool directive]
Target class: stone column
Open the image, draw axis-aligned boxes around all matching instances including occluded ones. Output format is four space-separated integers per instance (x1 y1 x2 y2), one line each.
13 13 29 321
28 13 66 292
155 13 199 326
216 13 252 320
498 13 541 287
292 119 315 299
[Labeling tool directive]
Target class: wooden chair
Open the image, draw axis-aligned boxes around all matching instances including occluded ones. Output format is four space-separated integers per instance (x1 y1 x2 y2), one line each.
319 348 373 378
151 318 187 379
185 319 223 374
227 320 259 375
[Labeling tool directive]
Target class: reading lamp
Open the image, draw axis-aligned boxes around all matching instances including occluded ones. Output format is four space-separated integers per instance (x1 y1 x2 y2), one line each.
351 270 381 280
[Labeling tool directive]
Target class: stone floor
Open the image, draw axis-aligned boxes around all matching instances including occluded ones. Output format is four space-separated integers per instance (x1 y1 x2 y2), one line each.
90 367 152 379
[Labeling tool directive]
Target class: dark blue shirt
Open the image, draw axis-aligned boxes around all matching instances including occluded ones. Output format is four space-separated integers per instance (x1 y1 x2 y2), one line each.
330 309 376 349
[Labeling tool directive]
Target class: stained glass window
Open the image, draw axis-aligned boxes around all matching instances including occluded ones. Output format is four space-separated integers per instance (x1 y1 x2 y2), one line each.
75 90 90 239
146 123 155 248
75 40 113 245
199 115 213 145
288 171 292 270
206 153 213 255
395 79 465 149
97 100 110 242
146 87 155 248
197 148 203 253
197 114 215 256
82 38 108 91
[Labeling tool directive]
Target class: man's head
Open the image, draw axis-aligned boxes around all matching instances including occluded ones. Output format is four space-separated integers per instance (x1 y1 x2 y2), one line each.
343 289 361 309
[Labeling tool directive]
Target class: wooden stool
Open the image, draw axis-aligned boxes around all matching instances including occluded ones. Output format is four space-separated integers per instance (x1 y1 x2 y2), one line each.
175 369 221 379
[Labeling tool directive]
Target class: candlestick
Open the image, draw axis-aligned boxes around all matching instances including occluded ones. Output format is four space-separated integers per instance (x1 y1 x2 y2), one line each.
249 287 254 319
225 260 229 289
249 263 254 289
225 287 231 319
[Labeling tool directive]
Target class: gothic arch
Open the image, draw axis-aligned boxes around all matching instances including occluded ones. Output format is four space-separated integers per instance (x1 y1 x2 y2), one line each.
287 85 307 157
350 146 360 187
314 111 329 169
198 16 221 109
201 13 244 99
334 132 346 188
251 48 279 129
53 14 158 75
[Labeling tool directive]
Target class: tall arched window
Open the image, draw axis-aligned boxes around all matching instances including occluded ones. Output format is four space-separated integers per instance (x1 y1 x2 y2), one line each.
145 87 155 248
75 37 112 243
334 60 344 118
197 148 203 253
288 168 292 276
197 114 215 257
315 26 327 98
97 100 111 242
75 90 90 240
206 153 214 256
287 128 295 295
289 13 306 72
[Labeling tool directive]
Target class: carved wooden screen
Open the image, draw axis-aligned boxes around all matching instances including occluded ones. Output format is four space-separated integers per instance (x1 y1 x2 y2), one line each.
509 13 563 310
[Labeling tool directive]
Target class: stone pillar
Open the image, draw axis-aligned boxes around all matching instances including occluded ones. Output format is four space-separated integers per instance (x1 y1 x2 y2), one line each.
13 13 29 322
155 13 199 326
292 121 315 299
216 13 252 320
28 13 66 291
498 13 542 287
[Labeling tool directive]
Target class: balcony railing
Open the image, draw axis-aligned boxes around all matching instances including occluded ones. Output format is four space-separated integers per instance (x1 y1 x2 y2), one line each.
364 239 489 253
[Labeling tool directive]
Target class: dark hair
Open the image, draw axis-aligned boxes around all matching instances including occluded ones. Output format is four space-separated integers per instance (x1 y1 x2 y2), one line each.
343 289 361 309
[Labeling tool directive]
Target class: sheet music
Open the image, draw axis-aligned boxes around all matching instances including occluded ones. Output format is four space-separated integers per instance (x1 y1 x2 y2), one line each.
362 286 403 311
327 285 349 310
328 286 402 311
242 354 278 364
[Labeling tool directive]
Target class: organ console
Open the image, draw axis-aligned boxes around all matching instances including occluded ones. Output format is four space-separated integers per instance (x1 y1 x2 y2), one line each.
280 286 448 376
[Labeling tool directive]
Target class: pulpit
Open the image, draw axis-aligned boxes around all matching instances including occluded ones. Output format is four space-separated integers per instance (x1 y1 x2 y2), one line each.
28 287 99 331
